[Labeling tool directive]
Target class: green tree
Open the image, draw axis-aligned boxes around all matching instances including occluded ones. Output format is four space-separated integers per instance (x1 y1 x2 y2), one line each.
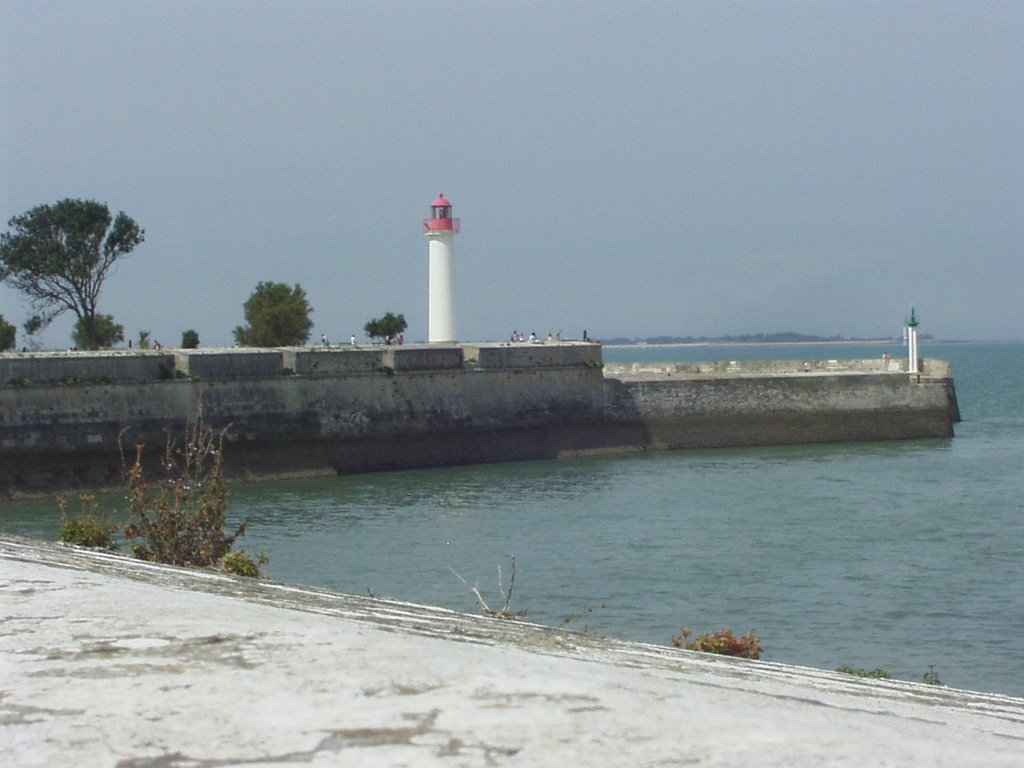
233 281 314 347
22 315 43 351
0 314 15 351
23 315 44 337
181 329 200 349
0 199 144 350
72 313 123 349
364 312 407 342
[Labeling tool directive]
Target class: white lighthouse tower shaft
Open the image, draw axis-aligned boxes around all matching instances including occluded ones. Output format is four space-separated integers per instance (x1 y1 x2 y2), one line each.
424 194 460 343
428 234 456 342
906 306 920 375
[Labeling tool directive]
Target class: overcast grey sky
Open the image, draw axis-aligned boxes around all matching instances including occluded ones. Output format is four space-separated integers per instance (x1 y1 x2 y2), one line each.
2 1 1021 346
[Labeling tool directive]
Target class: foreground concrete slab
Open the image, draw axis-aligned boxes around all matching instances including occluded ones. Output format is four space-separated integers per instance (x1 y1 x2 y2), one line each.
2 535 1022 767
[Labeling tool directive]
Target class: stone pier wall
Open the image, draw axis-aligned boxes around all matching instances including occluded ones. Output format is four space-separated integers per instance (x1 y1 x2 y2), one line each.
0 344 958 498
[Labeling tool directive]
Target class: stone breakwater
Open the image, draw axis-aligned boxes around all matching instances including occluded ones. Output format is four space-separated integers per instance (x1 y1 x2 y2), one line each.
0 344 960 498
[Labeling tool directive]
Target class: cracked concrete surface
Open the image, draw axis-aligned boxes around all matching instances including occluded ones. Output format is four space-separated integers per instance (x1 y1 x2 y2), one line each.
1 535 1023 766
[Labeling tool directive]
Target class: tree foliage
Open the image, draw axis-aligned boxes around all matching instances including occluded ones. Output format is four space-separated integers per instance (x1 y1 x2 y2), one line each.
181 328 200 349
21 315 44 351
0 199 144 350
23 315 44 337
364 312 407 342
0 314 15 351
233 281 314 347
72 313 123 349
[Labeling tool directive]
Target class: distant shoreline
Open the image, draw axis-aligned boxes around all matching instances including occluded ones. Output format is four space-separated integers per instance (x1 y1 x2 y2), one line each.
602 339 927 349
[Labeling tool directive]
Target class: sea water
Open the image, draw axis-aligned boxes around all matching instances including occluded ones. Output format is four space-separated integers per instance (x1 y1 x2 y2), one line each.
3 342 1022 697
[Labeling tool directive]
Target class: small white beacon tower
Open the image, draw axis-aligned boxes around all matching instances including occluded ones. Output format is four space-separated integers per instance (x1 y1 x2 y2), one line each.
906 306 920 374
424 193 460 343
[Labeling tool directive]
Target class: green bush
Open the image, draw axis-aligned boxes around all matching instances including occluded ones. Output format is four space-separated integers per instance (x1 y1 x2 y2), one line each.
838 664 944 686
221 550 266 578
57 494 119 550
923 665 944 686
672 628 762 659
837 665 892 679
181 329 199 349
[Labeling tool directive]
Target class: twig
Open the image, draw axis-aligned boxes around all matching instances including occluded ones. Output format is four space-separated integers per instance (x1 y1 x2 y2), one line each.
449 555 525 620
449 565 493 614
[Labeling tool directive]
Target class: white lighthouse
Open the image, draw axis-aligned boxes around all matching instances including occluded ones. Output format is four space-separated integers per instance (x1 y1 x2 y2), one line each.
906 306 920 374
424 193 460 343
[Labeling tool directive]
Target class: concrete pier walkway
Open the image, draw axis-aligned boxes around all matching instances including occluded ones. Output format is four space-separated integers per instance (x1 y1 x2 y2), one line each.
2 535 1022 766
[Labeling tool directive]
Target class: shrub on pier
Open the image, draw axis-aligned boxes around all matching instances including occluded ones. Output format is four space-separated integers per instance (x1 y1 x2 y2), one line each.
672 628 762 659
836 665 893 679
121 410 264 577
57 494 119 550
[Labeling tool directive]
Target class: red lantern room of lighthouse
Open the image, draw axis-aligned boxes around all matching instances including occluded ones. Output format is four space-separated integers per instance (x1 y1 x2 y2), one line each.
423 193 461 233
